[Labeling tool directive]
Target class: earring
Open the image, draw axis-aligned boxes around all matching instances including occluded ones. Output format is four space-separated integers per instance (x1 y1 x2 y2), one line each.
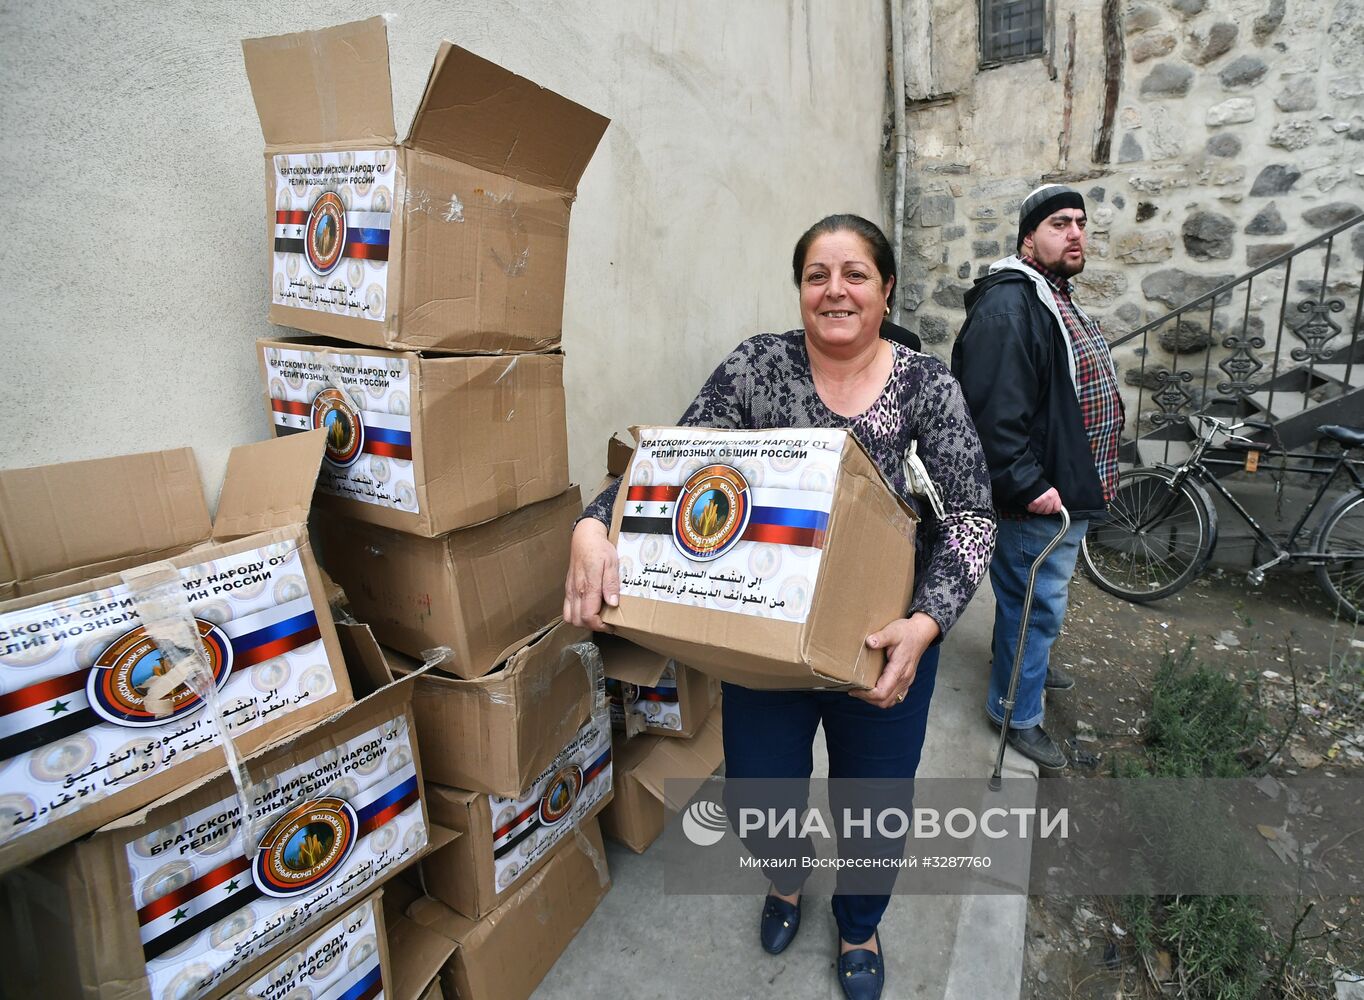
884 304 891 316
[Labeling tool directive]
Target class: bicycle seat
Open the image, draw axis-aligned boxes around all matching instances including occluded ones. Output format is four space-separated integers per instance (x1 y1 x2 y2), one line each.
1319 424 1364 448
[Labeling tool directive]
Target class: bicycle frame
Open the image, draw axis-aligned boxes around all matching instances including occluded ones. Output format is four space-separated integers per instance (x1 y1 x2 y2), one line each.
1156 424 1364 580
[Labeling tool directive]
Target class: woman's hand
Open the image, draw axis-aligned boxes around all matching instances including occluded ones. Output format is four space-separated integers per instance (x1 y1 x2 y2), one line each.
563 518 620 631
852 612 941 709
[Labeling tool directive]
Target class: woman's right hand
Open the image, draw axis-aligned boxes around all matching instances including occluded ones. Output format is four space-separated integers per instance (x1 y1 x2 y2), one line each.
563 518 621 630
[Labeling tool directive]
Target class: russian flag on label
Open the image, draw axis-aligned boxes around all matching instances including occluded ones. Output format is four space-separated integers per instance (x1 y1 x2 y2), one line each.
334 963 385 1000
274 210 391 263
271 398 412 462
620 484 832 549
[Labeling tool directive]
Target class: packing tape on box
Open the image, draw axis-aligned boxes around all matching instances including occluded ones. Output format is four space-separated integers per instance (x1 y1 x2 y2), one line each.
572 823 610 891
418 646 454 672
120 562 268 850
118 560 395 855
487 194 530 277
494 356 518 422
568 638 609 738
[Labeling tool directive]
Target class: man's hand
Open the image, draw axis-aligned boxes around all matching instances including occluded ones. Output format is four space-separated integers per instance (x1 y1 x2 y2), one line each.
1026 487 1063 515
563 519 620 631
854 613 942 709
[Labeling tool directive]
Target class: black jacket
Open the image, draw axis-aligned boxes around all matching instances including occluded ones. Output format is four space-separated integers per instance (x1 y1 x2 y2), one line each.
880 318 922 352
950 266 1108 520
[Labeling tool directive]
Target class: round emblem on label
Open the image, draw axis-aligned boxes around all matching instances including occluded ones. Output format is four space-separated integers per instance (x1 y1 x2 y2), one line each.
304 191 347 276
311 387 365 468
672 464 752 562
538 765 584 827
87 620 233 728
253 796 357 898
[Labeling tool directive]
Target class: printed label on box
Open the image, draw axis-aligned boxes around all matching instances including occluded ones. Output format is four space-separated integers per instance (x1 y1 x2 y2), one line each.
126 712 423 1000
616 428 846 625
245 896 383 1000
0 541 338 848
607 662 682 733
273 150 394 323
264 346 417 513
488 713 611 895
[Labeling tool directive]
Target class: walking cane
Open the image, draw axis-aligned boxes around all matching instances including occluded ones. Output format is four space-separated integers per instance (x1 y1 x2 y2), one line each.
989 505 1071 791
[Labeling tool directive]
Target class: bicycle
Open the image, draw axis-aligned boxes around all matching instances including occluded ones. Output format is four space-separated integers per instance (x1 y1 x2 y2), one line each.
1079 414 1364 621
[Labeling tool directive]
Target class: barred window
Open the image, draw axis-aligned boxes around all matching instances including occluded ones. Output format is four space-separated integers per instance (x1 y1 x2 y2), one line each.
980 0 1046 64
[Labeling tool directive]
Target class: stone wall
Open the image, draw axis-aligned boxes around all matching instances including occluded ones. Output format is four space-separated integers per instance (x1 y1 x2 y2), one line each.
897 0 1364 408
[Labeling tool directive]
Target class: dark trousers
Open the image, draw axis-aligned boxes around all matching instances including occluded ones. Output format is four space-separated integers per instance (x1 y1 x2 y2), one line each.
720 645 940 944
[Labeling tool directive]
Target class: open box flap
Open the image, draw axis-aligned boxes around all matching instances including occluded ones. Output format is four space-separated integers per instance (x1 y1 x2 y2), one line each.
405 42 609 194
243 16 396 147
212 430 327 542
630 706 724 807
596 633 668 688
0 448 209 590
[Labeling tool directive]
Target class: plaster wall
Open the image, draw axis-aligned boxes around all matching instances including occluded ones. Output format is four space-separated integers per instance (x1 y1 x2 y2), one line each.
0 1 890 497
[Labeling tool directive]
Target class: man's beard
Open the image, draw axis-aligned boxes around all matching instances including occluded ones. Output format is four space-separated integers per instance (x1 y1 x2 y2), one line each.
1052 251 1085 277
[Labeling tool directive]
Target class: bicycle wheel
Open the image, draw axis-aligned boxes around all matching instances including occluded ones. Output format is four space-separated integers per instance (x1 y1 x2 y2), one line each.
1081 468 1213 602
1313 489 1364 623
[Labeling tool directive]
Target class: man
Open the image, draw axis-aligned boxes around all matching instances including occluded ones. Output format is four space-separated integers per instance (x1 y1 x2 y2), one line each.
950 184 1123 770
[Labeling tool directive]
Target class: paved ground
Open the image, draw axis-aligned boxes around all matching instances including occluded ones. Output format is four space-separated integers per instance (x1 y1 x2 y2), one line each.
535 587 1037 1000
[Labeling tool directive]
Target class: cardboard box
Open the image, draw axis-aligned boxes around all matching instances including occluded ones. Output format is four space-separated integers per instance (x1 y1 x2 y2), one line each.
0 431 352 873
599 633 719 738
336 616 599 792
242 892 390 1000
316 487 580 676
0 675 438 1000
420 703 612 919
600 426 917 690
601 704 725 853
392 620 597 797
258 338 569 536
605 434 634 478
382 882 455 1000
242 18 609 354
407 819 611 1000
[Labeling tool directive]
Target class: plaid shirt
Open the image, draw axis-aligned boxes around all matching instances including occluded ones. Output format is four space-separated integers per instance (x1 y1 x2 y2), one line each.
1021 256 1124 501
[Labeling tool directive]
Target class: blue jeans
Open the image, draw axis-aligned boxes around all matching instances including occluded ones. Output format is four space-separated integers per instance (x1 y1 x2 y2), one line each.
720 645 940 945
986 516 1088 730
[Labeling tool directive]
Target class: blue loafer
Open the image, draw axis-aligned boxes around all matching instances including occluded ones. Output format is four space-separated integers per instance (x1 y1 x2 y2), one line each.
837 930 884 1000
760 890 801 954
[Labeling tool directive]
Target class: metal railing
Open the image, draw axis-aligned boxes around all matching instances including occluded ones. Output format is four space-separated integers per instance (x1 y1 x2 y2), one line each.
1111 212 1364 467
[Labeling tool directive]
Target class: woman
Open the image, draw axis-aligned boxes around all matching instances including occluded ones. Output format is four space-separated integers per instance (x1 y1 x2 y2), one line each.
565 215 995 1000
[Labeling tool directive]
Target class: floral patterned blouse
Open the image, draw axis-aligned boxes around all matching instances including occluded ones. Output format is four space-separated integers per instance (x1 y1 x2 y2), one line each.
583 331 997 637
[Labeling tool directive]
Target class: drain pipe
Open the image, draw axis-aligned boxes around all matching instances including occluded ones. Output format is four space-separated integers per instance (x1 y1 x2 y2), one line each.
889 0 908 325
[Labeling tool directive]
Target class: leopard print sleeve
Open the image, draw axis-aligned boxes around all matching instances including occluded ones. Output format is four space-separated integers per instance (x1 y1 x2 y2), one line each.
897 356 997 637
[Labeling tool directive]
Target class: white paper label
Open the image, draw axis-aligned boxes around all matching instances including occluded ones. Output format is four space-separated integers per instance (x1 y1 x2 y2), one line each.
263 346 417 514
126 713 423 1000
488 712 612 895
0 541 338 847
615 428 846 625
272 150 394 322
244 896 384 1000
608 662 683 733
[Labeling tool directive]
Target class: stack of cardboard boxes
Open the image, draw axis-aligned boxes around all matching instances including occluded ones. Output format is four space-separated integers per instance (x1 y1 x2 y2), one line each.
244 17 626 1000
0 431 443 999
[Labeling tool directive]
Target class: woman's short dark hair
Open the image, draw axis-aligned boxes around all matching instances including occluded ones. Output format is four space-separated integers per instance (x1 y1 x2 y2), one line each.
791 214 897 292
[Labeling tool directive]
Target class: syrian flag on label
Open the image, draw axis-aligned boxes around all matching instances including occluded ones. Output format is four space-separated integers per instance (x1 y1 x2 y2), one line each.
0 597 322 761
135 765 419 962
620 483 832 551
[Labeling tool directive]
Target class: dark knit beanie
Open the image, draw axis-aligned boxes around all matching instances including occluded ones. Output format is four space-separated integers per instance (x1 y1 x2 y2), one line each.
1016 184 1085 251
